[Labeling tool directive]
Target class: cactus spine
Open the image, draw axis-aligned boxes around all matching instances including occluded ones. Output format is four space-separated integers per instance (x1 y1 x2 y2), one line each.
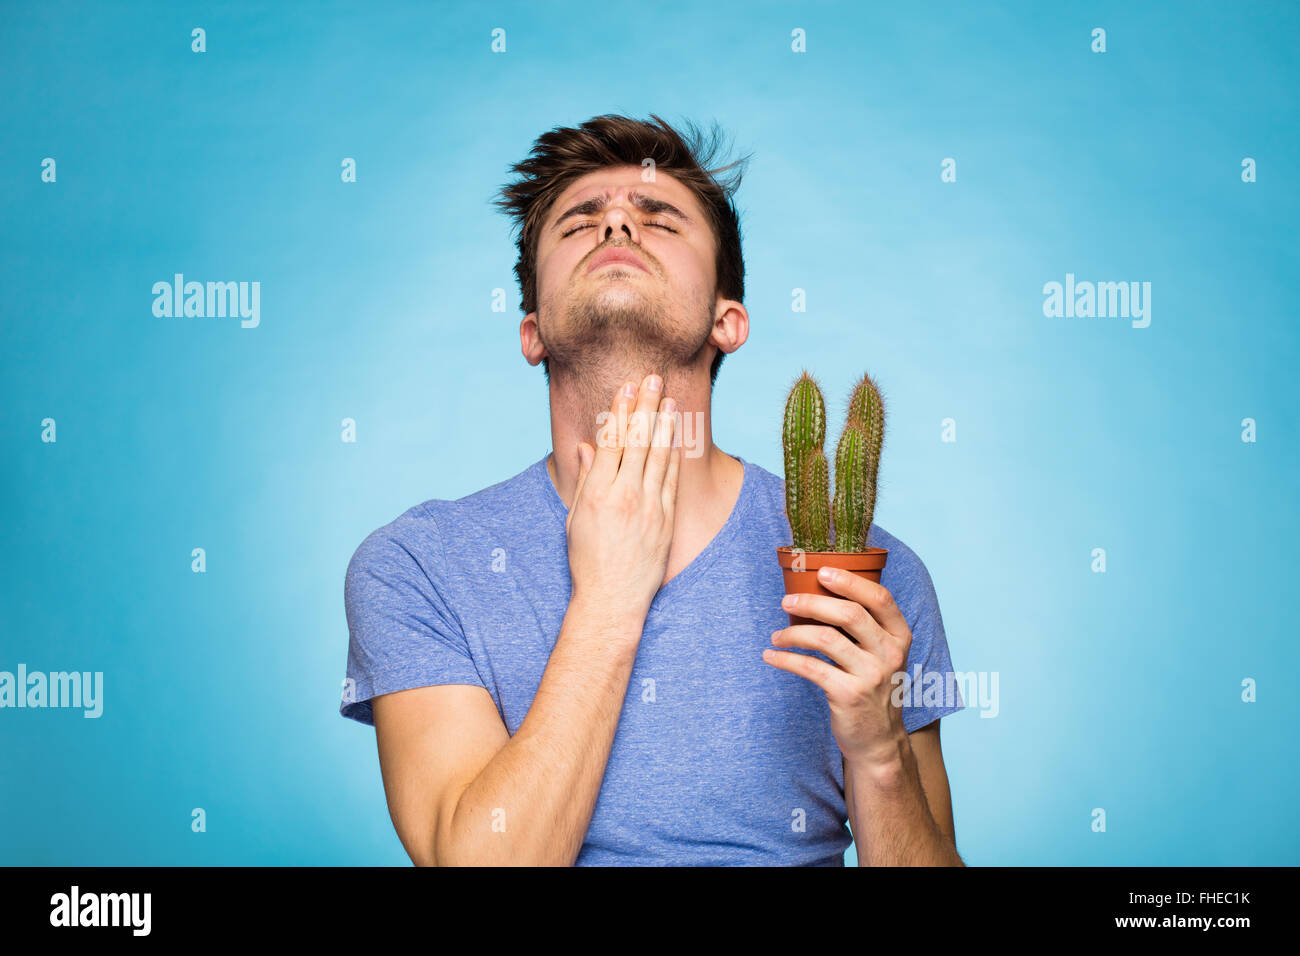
782 369 885 553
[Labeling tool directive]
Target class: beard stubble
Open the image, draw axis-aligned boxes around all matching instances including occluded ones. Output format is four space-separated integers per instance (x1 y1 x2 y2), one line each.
538 270 714 445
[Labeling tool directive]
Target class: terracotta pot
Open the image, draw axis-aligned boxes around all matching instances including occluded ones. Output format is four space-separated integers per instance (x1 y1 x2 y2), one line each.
775 546 889 628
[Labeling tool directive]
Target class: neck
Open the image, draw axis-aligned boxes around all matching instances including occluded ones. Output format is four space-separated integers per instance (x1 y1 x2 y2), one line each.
544 363 739 519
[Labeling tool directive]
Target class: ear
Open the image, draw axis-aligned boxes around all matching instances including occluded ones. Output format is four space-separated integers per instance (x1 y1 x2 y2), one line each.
520 311 548 366
709 297 749 358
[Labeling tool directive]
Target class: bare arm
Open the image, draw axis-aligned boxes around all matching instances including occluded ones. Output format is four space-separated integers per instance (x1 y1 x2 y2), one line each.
844 720 963 866
373 600 645 865
371 375 680 866
764 559 962 866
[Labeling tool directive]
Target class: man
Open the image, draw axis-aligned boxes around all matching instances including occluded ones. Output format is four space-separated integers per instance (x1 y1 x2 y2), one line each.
340 113 965 866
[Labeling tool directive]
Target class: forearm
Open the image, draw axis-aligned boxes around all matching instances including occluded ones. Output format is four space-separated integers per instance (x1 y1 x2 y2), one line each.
440 597 642 865
845 738 964 867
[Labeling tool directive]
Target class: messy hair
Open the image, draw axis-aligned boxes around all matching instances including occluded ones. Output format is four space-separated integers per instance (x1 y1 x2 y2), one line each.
494 113 750 386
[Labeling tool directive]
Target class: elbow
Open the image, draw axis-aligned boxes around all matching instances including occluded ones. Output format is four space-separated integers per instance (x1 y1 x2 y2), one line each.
418 780 473 867
397 824 441 867
948 839 965 867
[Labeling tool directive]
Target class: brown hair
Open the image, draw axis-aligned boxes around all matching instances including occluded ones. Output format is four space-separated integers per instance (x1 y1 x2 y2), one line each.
493 113 751 386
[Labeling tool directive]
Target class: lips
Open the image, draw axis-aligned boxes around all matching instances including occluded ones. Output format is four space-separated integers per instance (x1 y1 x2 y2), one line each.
587 248 650 274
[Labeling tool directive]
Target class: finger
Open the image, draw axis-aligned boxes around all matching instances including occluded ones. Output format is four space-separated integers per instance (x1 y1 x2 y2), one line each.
761 647 855 698
660 426 682 517
815 567 910 639
781 592 887 655
642 397 676 493
589 381 635 487
770 624 869 674
614 373 662 485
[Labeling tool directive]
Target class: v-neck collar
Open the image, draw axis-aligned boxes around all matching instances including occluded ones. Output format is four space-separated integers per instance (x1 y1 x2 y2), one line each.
530 449 756 606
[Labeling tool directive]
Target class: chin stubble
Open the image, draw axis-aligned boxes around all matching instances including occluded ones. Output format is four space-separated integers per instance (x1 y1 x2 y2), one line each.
539 285 713 446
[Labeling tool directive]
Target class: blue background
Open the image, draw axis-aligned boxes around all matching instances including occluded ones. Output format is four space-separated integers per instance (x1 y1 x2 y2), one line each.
2 0 1296 865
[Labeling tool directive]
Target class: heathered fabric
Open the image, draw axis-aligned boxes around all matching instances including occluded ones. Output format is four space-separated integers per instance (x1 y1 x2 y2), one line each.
341 451 964 865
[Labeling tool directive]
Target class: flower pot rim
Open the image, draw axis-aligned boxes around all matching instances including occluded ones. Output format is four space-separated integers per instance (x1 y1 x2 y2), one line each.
775 545 889 572
775 545 888 557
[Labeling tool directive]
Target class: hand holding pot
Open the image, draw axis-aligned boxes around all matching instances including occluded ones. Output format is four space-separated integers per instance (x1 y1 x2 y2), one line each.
566 375 681 622
763 564 914 770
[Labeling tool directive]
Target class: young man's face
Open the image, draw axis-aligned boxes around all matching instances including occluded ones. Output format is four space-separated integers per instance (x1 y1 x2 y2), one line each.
524 164 721 375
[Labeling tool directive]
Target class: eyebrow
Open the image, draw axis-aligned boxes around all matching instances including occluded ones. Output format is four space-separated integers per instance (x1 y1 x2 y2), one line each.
550 189 694 231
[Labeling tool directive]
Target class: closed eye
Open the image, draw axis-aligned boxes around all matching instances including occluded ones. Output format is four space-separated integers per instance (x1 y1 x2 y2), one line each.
560 221 677 238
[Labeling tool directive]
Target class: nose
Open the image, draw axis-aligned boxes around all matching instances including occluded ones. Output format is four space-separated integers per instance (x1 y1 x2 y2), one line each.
600 202 638 244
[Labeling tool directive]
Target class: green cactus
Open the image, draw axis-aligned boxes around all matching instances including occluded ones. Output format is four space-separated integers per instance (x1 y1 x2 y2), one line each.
781 372 825 549
832 421 867 552
781 369 885 553
800 447 831 552
833 373 885 552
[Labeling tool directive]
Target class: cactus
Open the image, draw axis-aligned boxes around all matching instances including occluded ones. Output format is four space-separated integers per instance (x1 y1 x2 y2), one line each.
781 372 826 550
833 373 885 552
781 369 885 553
800 447 831 552
832 420 868 552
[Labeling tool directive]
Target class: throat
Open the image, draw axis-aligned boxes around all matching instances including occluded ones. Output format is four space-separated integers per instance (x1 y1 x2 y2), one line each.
660 451 744 587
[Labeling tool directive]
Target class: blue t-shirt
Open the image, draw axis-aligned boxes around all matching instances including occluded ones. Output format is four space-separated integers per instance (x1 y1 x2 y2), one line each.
340 451 964 865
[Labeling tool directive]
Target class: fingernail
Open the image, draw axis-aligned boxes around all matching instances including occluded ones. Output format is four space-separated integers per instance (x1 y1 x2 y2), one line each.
819 566 837 582
645 374 662 391
622 381 636 398
781 594 795 609
662 398 676 413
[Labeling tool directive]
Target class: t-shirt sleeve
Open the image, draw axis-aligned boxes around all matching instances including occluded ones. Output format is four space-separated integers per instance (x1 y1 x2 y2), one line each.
339 513 487 727
894 548 965 734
